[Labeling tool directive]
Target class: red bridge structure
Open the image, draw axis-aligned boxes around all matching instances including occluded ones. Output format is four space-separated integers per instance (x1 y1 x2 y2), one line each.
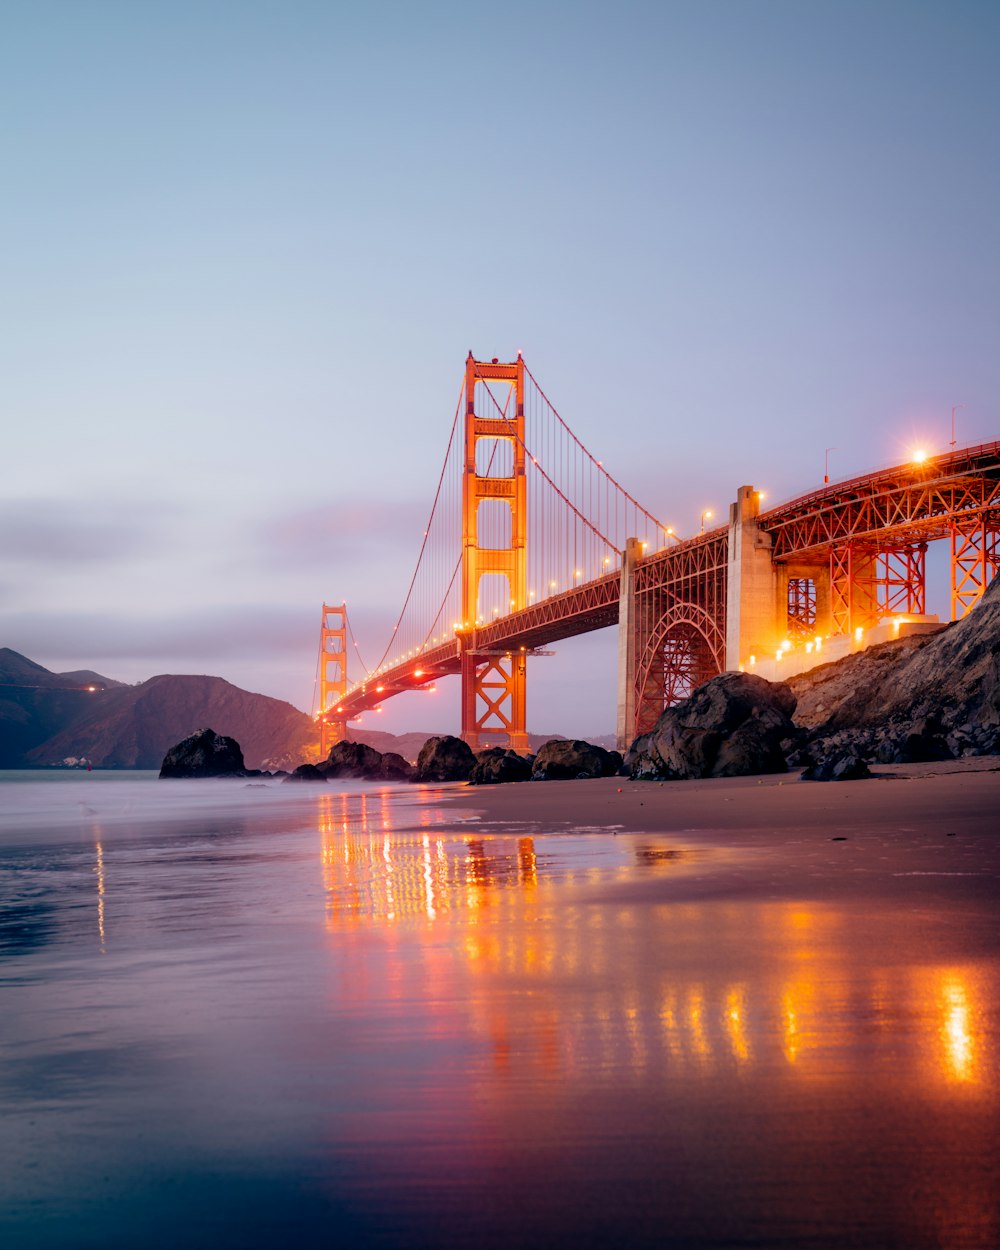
315 354 1000 753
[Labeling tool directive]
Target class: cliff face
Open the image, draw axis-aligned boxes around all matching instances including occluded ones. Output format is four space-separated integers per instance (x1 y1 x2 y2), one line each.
788 572 1000 755
0 651 318 770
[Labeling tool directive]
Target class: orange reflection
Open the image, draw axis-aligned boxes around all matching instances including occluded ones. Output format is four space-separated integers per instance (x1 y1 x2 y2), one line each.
94 836 106 950
314 797 994 1099
940 974 974 1083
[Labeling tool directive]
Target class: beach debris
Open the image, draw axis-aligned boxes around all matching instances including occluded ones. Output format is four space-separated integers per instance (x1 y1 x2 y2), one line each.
625 672 796 781
158 728 251 779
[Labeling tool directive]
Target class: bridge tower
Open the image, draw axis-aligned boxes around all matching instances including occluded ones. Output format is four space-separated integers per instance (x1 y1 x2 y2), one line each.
318 602 348 757
461 353 529 751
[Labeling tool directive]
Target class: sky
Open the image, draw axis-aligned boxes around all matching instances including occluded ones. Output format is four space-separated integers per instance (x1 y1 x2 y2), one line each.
2 0 998 737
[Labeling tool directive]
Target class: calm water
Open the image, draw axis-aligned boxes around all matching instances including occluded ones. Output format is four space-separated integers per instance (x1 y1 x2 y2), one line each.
1 771 998 1249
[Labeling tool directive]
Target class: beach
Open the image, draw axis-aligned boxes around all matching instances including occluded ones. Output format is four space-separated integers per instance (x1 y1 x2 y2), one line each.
2 764 998 1249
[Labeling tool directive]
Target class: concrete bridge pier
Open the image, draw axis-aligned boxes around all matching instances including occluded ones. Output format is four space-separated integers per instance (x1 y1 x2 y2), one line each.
725 485 780 670
615 537 643 750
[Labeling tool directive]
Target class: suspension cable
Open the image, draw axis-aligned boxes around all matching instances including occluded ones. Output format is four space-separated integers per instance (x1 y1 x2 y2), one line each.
522 359 667 532
369 378 465 673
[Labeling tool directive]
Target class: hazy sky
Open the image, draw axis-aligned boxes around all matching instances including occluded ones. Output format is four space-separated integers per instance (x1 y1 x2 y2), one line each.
2 0 998 736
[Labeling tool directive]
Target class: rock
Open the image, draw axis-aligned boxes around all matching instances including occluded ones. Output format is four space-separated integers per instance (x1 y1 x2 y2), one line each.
159 728 247 779
789 572 1000 756
378 751 414 781
625 673 796 780
414 735 476 782
469 747 533 785
531 739 619 781
801 754 871 782
320 740 385 779
283 763 328 783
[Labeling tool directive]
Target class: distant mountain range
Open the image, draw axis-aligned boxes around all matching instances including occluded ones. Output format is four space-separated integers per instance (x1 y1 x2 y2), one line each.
0 649 607 769
0 649 316 770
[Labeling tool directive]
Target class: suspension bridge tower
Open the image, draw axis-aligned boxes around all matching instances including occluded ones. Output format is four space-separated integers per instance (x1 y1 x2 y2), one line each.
317 602 348 757
461 353 529 751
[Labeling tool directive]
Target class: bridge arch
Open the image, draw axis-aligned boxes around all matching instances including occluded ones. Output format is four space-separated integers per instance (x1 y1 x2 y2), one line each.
634 602 725 736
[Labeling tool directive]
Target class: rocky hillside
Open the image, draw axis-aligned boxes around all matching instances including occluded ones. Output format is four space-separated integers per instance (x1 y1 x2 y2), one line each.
0 652 318 770
788 572 1000 760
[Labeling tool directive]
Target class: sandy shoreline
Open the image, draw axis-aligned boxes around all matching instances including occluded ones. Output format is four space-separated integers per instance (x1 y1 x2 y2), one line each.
438 756 1000 837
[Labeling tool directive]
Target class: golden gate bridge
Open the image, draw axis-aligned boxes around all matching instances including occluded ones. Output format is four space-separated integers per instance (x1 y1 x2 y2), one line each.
314 354 1000 754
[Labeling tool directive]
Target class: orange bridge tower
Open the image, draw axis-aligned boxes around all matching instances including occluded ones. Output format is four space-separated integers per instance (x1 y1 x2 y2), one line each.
460 353 529 751
317 602 347 757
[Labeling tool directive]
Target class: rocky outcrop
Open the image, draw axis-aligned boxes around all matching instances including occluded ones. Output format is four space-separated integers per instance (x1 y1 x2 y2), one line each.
531 739 621 781
159 728 248 778
321 740 385 779
626 673 796 780
789 573 1000 765
469 747 533 785
284 763 328 783
801 754 871 782
414 735 476 782
378 751 414 781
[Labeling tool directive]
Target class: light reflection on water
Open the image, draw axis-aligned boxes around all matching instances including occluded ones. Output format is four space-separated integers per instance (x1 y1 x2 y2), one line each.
0 773 998 1250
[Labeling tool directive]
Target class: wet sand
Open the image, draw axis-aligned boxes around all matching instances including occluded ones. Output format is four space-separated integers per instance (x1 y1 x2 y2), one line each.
443 757 1000 843
2 766 998 1249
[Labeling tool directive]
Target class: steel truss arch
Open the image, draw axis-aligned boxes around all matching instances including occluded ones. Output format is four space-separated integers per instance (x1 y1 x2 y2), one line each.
634 601 726 735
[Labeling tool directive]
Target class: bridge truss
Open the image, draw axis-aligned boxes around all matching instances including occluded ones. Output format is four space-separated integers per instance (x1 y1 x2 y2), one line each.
317 354 1000 751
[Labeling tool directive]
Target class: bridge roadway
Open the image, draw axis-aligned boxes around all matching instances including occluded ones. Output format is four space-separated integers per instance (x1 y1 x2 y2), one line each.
333 440 1000 730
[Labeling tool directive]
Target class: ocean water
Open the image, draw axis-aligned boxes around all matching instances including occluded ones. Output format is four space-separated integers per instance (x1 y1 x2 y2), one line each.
1 771 998 1249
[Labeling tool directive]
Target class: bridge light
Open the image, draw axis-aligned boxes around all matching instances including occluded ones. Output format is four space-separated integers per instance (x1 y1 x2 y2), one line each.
758 491 767 501
414 668 424 677
641 541 648 551
854 626 864 641
574 569 582 579
912 448 928 464
336 706 343 713
603 557 610 566
376 685 384 693
748 654 756 666
550 580 557 590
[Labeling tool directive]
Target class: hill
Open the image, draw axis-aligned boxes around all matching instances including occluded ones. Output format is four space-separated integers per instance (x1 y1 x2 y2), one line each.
0 652 318 770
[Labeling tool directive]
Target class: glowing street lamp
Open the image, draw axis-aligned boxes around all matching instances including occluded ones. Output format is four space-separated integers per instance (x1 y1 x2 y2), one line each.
700 509 713 534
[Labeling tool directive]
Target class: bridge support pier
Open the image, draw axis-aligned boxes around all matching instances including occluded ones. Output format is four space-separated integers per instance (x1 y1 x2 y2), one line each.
615 537 642 751
725 486 779 669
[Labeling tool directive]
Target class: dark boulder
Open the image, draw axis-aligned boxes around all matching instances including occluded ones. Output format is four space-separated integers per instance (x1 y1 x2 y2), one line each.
469 747 533 785
414 735 476 782
801 754 871 782
159 728 247 779
283 763 328 783
625 673 796 780
321 740 385 779
531 739 619 781
379 751 414 781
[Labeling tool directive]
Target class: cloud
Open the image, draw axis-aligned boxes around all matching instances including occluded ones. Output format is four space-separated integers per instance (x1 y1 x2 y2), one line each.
0 497 182 568
248 498 442 571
